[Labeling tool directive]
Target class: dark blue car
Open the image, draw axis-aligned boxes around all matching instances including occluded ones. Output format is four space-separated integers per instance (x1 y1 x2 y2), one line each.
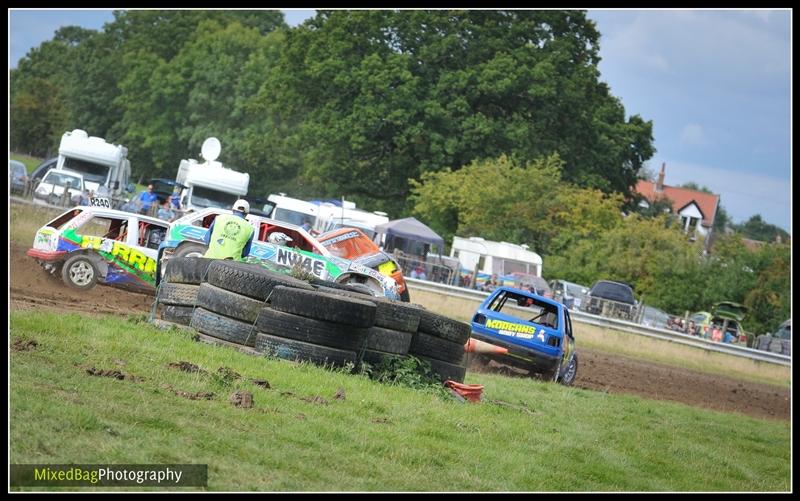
470 286 577 385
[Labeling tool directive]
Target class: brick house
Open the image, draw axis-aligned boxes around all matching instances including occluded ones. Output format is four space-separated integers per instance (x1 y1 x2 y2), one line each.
635 162 720 242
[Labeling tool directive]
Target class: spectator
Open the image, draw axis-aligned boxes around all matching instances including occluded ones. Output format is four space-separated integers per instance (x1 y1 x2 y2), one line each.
203 199 254 261
79 190 91 206
710 324 723 342
410 263 427 281
136 184 159 215
169 187 182 211
157 200 175 221
687 320 697 336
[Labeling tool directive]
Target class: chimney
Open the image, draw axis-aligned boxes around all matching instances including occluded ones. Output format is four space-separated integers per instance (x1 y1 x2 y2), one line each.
656 162 665 192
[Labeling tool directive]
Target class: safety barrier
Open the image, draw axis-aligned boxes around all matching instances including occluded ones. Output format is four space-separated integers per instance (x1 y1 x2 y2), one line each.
404 277 791 367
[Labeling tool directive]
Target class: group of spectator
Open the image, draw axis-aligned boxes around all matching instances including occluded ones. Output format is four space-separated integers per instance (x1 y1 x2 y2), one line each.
117 184 183 222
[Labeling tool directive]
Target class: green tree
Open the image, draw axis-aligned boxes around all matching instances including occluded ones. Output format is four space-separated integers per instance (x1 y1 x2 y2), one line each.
731 214 789 243
258 10 655 215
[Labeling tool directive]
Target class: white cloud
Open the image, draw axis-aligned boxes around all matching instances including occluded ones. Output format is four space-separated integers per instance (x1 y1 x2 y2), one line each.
679 124 710 147
662 160 791 231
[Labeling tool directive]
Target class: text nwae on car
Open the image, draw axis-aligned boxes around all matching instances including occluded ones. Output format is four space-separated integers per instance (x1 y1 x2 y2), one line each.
469 285 578 385
27 204 170 291
156 207 400 299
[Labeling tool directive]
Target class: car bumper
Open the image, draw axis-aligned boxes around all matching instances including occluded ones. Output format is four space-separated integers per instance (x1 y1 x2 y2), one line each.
26 248 68 262
470 331 560 373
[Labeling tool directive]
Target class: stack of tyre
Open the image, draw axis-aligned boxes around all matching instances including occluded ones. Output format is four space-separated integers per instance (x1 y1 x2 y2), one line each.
155 258 471 383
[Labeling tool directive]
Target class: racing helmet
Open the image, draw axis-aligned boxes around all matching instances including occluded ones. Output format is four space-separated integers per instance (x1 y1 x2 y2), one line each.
232 199 250 214
268 232 293 246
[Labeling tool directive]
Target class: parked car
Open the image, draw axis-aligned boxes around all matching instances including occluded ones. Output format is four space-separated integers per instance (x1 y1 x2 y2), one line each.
26 206 169 291
470 285 577 385
156 207 400 300
549 279 588 310
689 302 750 346
755 319 790 356
31 168 86 207
641 305 671 330
582 280 638 321
512 274 552 298
317 227 410 302
10 160 28 195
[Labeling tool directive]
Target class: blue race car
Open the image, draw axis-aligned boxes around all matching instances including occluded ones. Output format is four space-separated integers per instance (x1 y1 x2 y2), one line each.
470 286 577 385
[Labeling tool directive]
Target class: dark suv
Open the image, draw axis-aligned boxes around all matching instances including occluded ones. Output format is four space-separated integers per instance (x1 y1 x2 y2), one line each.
582 280 637 321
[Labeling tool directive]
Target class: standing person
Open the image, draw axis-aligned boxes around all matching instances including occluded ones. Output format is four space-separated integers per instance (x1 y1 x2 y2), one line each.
137 184 159 215
169 187 182 211
203 199 254 261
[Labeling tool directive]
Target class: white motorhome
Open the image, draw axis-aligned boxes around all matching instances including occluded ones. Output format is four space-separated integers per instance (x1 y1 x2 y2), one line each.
268 194 320 228
175 138 249 212
56 129 132 203
450 236 543 278
316 200 389 240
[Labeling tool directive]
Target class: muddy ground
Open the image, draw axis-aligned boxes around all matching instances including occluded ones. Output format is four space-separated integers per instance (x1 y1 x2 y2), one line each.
9 242 790 421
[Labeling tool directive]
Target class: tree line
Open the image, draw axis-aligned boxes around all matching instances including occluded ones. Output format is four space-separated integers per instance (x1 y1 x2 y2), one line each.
10 10 789 333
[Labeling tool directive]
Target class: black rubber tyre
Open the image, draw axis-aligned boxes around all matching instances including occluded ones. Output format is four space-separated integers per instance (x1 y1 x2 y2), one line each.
189 307 258 347
161 305 194 325
365 326 413 355
255 307 368 351
409 331 466 364
174 243 208 259
196 283 264 323
61 254 99 290
269 285 376 328
417 310 471 344
254 333 357 368
206 260 313 301
163 256 214 285
312 285 422 332
559 353 578 386
157 283 200 307
309 279 377 297
415 355 467 383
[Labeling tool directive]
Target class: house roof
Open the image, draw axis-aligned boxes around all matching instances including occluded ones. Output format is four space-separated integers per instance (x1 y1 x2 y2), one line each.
635 180 719 228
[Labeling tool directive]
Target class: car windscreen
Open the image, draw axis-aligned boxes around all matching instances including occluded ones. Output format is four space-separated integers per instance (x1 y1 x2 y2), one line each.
44 171 82 188
319 230 380 259
489 290 559 329
190 186 239 209
62 157 110 185
273 208 317 228
565 283 586 297
591 281 634 304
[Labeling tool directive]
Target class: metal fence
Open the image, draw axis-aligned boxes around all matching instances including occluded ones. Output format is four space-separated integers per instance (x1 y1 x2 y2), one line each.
403 277 790 367
392 251 458 286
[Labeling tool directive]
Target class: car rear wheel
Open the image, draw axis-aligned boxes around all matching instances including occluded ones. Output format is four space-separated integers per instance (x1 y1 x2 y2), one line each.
61 255 98 290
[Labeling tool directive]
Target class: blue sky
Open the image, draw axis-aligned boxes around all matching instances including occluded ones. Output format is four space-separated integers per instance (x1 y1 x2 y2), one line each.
9 9 792 232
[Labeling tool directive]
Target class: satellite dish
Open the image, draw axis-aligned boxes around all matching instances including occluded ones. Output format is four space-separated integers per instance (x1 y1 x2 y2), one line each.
201 137 221 162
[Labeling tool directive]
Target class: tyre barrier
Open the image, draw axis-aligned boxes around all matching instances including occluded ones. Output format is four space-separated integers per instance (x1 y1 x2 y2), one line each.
153 259 469 383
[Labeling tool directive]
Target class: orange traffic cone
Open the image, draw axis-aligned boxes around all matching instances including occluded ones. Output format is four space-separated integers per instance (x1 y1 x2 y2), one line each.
465 338 508 355
444 380 484 402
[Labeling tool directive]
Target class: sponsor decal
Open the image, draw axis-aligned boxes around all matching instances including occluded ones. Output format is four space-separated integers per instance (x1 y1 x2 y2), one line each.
486 319 537 339
248 243 277 261
319 231 360 247
79 235 157 276
177 226 209 241
276 248 325 277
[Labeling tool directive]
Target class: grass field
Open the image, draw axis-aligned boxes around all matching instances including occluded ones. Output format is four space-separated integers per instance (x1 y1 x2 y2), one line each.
10 310 791 492
11 152 44 173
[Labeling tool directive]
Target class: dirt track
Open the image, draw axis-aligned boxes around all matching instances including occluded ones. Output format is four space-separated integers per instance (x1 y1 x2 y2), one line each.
9 242 790 421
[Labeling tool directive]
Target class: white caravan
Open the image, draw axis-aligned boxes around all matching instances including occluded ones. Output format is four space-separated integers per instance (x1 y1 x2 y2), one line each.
56 129 132 204
175 138 249 212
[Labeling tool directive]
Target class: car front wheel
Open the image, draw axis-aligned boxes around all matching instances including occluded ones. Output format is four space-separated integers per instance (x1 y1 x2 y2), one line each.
61 255 99 290
559 353 578 386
